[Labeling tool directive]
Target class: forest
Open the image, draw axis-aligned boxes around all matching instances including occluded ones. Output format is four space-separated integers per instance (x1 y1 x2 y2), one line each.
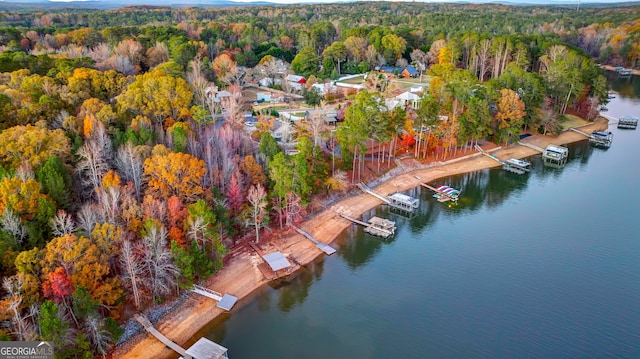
0 2 637 357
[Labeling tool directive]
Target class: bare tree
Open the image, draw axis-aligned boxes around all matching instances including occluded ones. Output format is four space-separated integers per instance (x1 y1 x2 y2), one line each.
95 186 121 225
119 240 143 309
140 224 177 301
144 42 169 68
76 140 109 198
476 39 492 81
308 112 326 148
1 208 26 244
115 143 144 200
2 276 38 341
77 203 100 235
245 184 268 243
50 210 76 237
410 49 430 82
84 313 112 358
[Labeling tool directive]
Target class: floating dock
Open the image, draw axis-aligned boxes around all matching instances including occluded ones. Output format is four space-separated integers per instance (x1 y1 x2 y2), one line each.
569 127 613 148
190 285 238 311
419 182 461 203
542 145 569 168
618 116 638 130
357 183 419 212
289 224 336 255
339 213 396 238
474 145 531 174
589 131 613 148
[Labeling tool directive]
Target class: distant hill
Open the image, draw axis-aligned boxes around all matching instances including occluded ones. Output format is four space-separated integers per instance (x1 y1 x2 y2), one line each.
0 0 638 11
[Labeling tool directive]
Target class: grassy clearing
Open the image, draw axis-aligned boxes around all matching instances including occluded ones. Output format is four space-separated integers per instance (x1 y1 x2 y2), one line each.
336 75 366 85
561 114 589 130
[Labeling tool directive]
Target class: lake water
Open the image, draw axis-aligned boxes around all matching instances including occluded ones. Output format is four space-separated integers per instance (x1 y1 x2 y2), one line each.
200 75 640 358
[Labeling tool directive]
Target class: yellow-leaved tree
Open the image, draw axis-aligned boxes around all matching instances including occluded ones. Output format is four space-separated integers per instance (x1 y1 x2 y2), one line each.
143 152 206 203
0 123 71 170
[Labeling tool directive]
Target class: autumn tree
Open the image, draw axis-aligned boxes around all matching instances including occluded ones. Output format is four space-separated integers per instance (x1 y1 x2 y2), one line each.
0 124 71 170
143 152 206 203
42 234 123 313
118 69 193 141
494 88 526 144
212 53 240 85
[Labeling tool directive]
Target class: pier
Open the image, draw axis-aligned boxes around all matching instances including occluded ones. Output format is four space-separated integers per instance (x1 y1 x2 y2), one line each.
518 141 545 153
339 213 396 238
474 145 531 174
289 224 336 255
419 182 461 203
133 314 191 359
190 285 238 311
569 127 613 148
357 183 419 212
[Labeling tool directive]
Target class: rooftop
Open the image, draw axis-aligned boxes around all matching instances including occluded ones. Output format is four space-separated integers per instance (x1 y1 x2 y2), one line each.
262 251 292 272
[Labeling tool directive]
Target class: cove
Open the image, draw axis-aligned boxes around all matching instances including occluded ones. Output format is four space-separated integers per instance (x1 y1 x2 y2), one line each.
199 78 640 358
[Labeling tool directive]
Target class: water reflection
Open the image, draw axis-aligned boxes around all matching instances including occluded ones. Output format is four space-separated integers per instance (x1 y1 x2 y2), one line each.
338 208 385 270
271 258 324 312
605 72 640 98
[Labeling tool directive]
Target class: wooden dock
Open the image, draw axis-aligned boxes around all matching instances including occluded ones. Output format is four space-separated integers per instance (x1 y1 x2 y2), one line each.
474 145 530 174
133 314 191 359
190 285 238 311
518 141 545 153
289 225 336 255
357 183 419 212
249 243 294 281
339 213 396 238
570 127 613 148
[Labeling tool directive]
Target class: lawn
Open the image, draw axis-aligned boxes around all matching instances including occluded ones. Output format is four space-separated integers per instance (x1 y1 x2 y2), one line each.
561 114 589 131
336 75 366 85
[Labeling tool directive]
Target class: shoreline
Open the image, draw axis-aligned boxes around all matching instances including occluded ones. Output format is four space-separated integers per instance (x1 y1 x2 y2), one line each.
115 117 609 359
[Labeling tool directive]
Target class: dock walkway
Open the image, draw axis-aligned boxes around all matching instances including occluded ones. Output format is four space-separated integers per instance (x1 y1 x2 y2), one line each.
474 145 529 174
289 225 336 255
190 285 238 311
133 314 191 359
518 141 545 153
356 183 391 204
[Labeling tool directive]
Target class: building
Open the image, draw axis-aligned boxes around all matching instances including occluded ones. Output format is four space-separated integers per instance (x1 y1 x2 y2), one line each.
305 108 338 125
285 74 307 91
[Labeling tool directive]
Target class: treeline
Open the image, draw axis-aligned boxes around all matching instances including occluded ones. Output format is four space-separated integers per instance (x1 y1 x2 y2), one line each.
0 3 639 66
0 3 622 358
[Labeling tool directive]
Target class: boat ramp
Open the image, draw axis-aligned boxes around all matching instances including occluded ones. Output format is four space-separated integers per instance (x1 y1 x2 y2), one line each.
569 127 613 148
474 145 531 174
339 213 396 238
357 183 419 212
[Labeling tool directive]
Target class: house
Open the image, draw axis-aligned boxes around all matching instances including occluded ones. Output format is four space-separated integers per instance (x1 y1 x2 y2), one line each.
305 108 338 125
258 77 282 87
378 66 403 76
285 74 307 91
256 92 272 102
402 65 420 78
395 91 421 109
